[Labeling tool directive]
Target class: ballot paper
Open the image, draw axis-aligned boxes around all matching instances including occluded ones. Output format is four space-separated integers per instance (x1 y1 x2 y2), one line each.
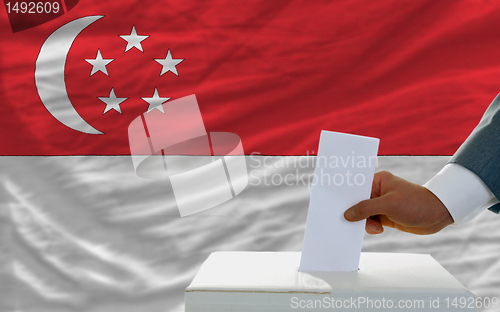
299 131 379 272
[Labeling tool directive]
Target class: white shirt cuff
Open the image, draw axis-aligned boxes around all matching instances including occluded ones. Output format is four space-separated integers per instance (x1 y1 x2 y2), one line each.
423 163 499 226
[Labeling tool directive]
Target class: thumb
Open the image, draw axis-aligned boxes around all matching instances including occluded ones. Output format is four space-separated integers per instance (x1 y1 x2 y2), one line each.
344 196 392 222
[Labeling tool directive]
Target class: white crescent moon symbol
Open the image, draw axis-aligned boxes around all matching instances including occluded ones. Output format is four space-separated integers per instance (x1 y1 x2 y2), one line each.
35 15 104 135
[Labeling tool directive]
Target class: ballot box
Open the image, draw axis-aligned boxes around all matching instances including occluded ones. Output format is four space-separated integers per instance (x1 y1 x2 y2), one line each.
185 251 476 312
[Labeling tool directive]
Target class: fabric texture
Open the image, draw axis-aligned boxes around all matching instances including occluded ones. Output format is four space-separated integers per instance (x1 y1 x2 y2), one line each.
2 1 500 155
449 93 500 213
2 156 500 312
3 1 500 311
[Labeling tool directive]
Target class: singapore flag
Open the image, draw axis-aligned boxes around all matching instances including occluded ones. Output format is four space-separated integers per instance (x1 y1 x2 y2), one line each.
1 1 500 312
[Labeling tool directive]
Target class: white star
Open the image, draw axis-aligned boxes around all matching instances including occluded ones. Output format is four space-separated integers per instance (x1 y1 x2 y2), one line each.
119 26 149 52
154 49 184 76
85 49 114 76
141 87 171 114
98 88 128 114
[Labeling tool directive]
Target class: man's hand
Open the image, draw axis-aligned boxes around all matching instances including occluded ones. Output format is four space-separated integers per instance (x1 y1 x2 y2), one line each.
344 171 454 235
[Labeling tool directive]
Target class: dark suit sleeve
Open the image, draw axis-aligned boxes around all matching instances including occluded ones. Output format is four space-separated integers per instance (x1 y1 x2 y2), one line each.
449 93 500 213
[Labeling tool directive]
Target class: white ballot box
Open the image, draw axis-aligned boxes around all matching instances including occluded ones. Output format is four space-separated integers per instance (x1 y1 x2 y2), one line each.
185 252 476 312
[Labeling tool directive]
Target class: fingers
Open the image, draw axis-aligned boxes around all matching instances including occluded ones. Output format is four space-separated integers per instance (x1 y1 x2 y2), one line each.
344 196 393 222
365 217 383 234
370 172 382 199
370 170 393 199
377 215 396 229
